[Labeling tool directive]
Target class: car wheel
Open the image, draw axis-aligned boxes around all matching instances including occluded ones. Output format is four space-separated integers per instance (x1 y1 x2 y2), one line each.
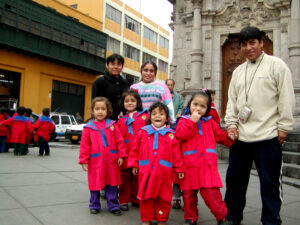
71 140 79 144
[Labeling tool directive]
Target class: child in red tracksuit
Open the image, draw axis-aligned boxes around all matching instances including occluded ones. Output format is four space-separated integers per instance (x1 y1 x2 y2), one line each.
176 89 233 225
116 90 149 211
79 97 127 216
129 102 184 225
0 106 31 156
32 108 55 156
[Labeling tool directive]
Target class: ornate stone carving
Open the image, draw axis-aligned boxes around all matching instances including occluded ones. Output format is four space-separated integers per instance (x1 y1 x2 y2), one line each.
213 0 280 27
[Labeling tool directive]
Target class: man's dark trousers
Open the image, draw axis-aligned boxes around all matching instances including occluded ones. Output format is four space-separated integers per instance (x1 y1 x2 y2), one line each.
225 137 282 225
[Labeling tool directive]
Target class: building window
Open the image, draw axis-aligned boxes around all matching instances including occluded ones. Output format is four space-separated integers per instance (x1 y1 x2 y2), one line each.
144 26 157 44
159 35 169 50
105 4 121 24
125 15 141 34
158 60 168 73
123 44 140 62
142 52 157 64
122 73 139 86
107 37 120 54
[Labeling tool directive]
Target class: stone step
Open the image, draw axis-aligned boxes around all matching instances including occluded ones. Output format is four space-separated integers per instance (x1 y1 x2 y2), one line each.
282 163 300 179
287 132 300 142
283 142 300 153
282 151 300 165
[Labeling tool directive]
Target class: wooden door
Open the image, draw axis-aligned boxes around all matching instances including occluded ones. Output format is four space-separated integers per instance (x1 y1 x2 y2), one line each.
221 34 273 118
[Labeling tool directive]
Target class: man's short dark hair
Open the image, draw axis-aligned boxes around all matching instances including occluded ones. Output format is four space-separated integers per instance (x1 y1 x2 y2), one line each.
165 79 175 85
239 26 263 45
106 54 124 66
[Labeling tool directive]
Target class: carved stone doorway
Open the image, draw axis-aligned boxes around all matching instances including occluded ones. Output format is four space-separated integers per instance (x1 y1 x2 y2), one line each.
221 34 273 119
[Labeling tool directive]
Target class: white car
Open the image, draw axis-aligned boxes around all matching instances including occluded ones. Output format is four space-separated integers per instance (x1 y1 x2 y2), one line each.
65 119 91 144
50 113 78 139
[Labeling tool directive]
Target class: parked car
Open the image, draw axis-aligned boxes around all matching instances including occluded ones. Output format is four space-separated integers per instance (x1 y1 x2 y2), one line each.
65 118 91 144
50 113 77 140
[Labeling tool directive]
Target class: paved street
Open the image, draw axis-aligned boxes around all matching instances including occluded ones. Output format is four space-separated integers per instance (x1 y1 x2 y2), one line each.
0 141 299 225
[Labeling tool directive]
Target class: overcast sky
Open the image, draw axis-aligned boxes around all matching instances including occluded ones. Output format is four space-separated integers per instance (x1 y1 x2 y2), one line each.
121 0 173 32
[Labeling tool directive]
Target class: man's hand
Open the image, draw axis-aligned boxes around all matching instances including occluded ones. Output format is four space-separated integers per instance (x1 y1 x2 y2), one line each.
228 127 239 141
81 164 88 171
278 130 288 144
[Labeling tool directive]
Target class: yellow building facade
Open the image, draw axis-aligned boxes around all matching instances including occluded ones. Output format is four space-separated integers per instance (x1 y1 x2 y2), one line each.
0 0 170 121
0 0 107 120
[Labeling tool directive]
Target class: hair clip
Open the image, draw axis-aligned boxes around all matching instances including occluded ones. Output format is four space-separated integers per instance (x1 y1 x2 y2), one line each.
201 88 207 92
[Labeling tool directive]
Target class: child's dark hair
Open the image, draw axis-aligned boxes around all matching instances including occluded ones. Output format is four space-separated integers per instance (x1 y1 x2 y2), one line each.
239 26 263 45
42 108 50 117
140 61 157 75
17 106 26 115
91 97 113 119
25 108 32 117
148 102 169 125
106 53 124 66
120 89 143 114
184 88 212 117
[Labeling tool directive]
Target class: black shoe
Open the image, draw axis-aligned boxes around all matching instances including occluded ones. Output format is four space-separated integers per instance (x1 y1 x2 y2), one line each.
183 219 197 225
120 204 129 211
131 202 139 207
90 209 100 214
172 199 182 209
111 209 122 216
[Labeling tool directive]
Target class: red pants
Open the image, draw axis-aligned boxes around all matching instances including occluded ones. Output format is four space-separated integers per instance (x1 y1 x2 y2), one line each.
182 188 227 222
119 169 139 205
140 197 171 222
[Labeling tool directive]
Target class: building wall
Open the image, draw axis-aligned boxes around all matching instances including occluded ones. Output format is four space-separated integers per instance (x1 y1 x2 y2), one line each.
57 0 171 82
0 49 95 120
33 0 103 31
169 0 300 128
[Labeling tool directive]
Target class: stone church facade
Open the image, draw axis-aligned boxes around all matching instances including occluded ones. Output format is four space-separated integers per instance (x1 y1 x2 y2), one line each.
168 0 300 128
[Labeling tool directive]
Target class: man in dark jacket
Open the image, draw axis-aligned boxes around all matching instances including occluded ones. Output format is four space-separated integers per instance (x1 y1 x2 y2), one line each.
92 54 129 120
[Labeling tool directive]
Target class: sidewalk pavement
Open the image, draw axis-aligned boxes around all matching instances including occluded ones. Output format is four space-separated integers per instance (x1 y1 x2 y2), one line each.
0 143 299 225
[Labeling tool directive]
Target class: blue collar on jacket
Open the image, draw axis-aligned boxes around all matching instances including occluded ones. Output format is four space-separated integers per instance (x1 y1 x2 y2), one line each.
40 116 52 123
121 110 147 134
84 119 116 147
13 115 27 122
141 125 174 149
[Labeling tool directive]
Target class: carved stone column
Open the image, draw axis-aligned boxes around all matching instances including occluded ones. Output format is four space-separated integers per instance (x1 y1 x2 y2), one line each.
189 0 203 89
289 0 300 123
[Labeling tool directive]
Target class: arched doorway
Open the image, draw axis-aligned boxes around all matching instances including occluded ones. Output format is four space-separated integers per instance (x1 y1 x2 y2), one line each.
221 34 273 118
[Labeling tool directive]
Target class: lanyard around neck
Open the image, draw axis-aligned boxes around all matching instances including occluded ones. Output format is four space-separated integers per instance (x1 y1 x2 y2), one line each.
244 54 264 103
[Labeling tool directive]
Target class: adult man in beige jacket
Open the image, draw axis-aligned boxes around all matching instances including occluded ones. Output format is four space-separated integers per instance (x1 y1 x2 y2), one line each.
224 26 295 225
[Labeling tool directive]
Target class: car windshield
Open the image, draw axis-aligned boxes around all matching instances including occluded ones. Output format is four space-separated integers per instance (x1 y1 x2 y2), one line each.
70 116 77 125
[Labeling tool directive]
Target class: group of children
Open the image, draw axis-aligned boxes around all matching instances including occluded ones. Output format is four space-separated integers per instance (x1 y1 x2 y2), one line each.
0 107 55 156
78 89 234 225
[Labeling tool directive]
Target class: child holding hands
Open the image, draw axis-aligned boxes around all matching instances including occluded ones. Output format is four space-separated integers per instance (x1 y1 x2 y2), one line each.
116 90 149 211
129 102 184 225
176 90 233 225
78 97 127 215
